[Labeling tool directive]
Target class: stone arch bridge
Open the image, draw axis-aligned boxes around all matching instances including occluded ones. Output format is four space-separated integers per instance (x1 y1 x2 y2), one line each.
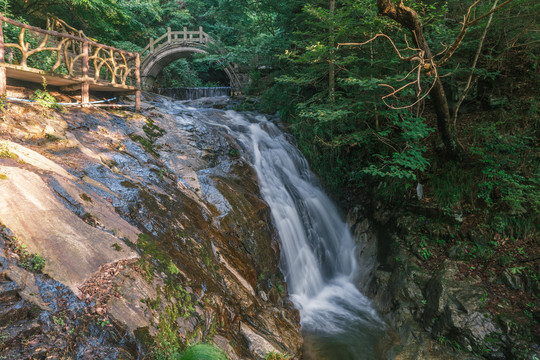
141 27 247 94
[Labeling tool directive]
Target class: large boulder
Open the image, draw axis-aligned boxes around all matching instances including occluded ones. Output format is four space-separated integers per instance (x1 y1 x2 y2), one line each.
424 260 505 357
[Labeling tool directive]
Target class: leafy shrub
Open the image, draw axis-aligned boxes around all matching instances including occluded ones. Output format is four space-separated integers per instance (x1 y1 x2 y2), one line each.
0 141 17 159
31 77 62 110
180 344 229 360
265 351 292 360
0 94 7 113
7 238 45 272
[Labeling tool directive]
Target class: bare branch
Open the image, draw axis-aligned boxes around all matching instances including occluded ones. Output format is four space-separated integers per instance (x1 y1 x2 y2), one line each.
453 0 499 128
381 79 418 99
396 64 422 82
438 0 517 66
468 0 516 27
338 33 417 61
341 31 433 110
436 0 481 66
381 58 439 111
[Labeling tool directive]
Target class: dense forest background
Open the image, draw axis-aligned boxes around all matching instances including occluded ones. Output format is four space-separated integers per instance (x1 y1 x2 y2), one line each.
5 0 536 219
2 0 539 353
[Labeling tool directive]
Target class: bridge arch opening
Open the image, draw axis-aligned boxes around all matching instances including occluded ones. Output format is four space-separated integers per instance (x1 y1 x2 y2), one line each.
141 46 240 93
154 55 230 89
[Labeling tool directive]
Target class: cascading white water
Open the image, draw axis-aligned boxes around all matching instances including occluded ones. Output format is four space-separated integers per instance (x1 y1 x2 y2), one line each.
159 87 231 100
221 113 384 338
161 98 386 359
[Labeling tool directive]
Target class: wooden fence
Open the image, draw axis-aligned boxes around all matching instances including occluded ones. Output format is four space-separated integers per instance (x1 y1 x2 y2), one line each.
0 14 141 110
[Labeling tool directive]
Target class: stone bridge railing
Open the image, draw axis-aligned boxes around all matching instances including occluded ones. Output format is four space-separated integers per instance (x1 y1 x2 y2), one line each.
141 27 211 61
0 14 141 109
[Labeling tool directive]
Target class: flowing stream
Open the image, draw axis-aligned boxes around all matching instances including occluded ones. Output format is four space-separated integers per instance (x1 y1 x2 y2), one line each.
162 98 386 359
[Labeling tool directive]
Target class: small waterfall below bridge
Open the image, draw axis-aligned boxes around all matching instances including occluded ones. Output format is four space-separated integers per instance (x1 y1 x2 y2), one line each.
158 87 231 100
159 98 387 359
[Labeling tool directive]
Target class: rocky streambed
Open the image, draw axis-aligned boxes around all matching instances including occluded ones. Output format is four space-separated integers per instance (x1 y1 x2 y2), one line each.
0 90 302 359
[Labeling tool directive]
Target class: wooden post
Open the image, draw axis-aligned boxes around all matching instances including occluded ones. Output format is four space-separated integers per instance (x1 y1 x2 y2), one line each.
0 17 6 97
167 27 172 43
135 53 141 112
183 27 187 42
199 26 203 42
150 37 154 52
81 40 89 107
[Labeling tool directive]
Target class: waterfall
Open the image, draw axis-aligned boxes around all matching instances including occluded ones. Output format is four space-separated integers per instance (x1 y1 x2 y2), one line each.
158 87 231 100
161 99 386 359
222 113 385 347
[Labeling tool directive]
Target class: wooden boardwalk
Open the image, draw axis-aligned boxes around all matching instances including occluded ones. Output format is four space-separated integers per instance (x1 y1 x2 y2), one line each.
0 14 141 110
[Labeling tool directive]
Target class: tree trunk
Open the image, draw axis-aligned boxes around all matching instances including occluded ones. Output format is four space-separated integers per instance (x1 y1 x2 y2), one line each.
329 0 336 103
376 0 461 158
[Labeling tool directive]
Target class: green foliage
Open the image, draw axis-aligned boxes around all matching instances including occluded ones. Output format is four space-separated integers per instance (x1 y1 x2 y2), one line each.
417 235 432 260
0 141 17 159
429 161 477 209
79 193 93 202
20 252 46 272
157 59 203 88
0 0 11 16
111 243 122 251
275 281 284 294
180 344 229 360
143 118 167 139
128 118 166 158
7 238 45 272
265 351 292 360
136 232 207 359
129 134 159 157
269 0 441 196
31 78 61 110
0 94 7 113
467 122 538 238
151 283 199 359
470 122 539 214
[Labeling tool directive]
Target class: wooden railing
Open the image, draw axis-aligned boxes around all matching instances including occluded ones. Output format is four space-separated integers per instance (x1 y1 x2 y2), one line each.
141 27 211 60
0 14 141 110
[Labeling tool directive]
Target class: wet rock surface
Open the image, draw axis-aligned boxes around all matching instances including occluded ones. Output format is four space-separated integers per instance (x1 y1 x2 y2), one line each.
0 91 302 359
0 229 135 359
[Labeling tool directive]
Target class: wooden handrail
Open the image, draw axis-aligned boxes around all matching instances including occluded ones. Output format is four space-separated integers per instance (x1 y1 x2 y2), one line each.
0 14 137 58
0 13 141 110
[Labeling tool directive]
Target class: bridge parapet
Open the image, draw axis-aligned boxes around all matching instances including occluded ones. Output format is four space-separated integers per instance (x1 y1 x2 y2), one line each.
141 27 212 62
140 27 249 95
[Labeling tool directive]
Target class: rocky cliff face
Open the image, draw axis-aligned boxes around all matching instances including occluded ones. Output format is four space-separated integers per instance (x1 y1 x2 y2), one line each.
348 206 539 360
0 90 302 359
